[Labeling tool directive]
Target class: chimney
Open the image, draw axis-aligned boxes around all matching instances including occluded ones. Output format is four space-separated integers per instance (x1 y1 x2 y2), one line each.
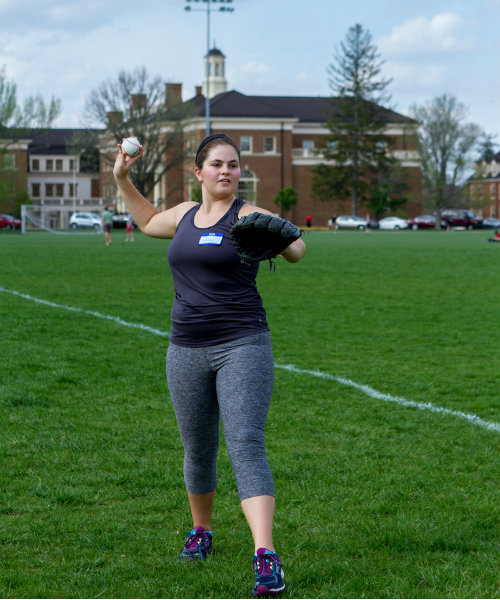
107 111 123 129
195 85 202 96
165 83 183 108
130 94 147 111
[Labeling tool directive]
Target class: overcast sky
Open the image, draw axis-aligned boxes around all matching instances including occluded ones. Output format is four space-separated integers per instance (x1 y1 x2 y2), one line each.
1 0 498 142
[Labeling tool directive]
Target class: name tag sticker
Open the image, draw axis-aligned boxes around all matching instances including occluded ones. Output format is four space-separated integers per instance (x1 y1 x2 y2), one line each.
199 233 223 245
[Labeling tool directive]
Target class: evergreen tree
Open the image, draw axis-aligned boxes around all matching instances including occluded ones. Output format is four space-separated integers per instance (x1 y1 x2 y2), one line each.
312 24 395 215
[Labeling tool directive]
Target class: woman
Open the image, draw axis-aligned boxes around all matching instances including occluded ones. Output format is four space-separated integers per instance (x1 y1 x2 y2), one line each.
113 133 305 597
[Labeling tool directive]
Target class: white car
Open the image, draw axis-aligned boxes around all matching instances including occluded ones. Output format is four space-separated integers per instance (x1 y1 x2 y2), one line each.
69 212 102 229
335 215 368 230
378 216 408 230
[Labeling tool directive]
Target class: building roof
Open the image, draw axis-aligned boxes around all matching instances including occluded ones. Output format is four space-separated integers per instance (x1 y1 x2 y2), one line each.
28 128 103 155
188 90 417 125
207 47 225 57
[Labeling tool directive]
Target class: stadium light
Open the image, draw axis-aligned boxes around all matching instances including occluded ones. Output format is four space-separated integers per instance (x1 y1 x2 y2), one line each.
184 0 235 136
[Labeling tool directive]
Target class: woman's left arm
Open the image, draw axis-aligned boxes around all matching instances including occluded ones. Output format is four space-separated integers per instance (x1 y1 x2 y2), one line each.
279 237 306 263
238 204 306 263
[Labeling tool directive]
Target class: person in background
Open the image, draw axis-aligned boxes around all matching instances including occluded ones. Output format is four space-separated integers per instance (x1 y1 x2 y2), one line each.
125 212 135 242
101 207 113 246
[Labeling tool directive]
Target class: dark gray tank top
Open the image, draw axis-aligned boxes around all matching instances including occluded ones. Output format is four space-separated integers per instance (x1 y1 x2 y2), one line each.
167 198 269 347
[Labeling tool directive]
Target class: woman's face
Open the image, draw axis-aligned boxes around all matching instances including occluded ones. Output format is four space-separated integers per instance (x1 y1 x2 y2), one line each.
195 143 241 200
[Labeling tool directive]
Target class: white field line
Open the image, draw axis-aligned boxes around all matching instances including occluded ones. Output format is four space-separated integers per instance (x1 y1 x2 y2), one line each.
2 285 499 434
0 286 169 338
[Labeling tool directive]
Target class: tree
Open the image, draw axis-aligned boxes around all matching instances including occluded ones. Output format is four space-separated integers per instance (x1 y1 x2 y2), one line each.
476 133 498 162
368 165 409 219
84 66 196 203
0 66 61 216
274 186 298 216
312 24 395 215
0 65 61 131
410 94 482 222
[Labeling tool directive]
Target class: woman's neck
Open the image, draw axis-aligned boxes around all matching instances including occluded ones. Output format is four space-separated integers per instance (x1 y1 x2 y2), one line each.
200 193 235 213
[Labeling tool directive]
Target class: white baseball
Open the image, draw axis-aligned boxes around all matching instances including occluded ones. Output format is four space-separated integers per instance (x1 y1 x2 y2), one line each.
122 137 141 156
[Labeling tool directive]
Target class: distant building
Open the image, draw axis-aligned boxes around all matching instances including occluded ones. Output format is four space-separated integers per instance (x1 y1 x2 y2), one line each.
1 46 423 228
465 151 500 218
105 47 422 227
0 128 102 228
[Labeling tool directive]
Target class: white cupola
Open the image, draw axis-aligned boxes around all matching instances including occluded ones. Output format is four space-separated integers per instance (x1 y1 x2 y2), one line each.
202 47 227 98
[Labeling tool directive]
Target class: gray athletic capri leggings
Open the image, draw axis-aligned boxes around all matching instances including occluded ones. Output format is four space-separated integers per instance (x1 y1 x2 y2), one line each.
166 331 275 501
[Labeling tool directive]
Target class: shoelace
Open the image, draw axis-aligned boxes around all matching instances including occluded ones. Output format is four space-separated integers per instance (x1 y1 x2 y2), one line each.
254 554 277 577
185 528 210 551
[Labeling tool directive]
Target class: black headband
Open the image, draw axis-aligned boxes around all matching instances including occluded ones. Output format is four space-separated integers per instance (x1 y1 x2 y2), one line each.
195 134 234 166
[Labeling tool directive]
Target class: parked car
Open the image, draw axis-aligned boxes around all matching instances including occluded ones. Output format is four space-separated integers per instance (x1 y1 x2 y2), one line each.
112 212 129 228
0 213 21 229
407 215 437 230
335 215 368 230
69 212 102 229
441 209 482 229
482 217 500 229
378 216 408 230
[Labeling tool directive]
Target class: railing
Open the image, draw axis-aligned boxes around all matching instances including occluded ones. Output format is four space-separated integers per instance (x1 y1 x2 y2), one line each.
292 148 420 162
34 197 105 207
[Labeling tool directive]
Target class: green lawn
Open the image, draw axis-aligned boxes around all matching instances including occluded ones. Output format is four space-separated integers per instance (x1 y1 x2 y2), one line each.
1 228 499 598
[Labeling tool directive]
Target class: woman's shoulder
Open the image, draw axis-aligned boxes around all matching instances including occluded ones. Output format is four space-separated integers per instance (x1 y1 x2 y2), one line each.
237 203 276 219
175 201 199 220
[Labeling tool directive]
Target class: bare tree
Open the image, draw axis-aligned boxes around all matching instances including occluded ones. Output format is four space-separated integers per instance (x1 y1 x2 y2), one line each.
83 66 196 203
410 94 482 222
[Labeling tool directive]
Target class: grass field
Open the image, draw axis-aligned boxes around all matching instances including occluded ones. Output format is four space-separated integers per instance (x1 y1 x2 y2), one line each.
1 227 499 599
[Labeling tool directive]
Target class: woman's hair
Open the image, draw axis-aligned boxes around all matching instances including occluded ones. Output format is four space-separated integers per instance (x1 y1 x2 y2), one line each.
195 133 240 169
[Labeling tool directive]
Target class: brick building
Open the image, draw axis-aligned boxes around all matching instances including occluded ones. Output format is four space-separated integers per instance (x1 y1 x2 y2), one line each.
0 129 102 228
107 47 422 226
465 151 500 219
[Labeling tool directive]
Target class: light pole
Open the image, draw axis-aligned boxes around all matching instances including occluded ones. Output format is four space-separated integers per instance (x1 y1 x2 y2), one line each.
184 0 234 136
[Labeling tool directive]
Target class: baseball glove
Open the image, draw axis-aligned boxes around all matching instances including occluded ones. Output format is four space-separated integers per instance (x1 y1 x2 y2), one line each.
230 212 302 266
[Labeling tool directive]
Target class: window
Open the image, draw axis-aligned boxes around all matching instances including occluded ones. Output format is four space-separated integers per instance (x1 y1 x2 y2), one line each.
32 183 40 197
46 159 53 171
32 159 40 171
238 169 257 203
56 159 63 171
302 140 314 156
264 137 276 153
69 183 78 197
3 153 15 168
69 159 75 171
327 140 338 152
56 183 64 197
240 136 252 153
45 184 54 197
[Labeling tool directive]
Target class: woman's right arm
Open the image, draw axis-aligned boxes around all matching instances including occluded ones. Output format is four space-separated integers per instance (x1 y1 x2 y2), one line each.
113 144 193 239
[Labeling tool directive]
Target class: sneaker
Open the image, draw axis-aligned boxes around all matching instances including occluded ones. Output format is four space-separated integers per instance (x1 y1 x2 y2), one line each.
179 526 213 560
252 547 285 596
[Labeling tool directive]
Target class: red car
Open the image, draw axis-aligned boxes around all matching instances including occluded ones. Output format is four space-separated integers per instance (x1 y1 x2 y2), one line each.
0 213 21 229
440 210 483 229
407 215 437 230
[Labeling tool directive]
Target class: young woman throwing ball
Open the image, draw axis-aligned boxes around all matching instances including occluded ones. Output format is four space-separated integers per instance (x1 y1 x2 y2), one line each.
113 133 305 596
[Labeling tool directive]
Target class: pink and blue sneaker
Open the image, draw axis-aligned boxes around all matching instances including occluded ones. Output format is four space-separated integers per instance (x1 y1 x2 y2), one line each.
179 526 213 560
252 547 285 596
